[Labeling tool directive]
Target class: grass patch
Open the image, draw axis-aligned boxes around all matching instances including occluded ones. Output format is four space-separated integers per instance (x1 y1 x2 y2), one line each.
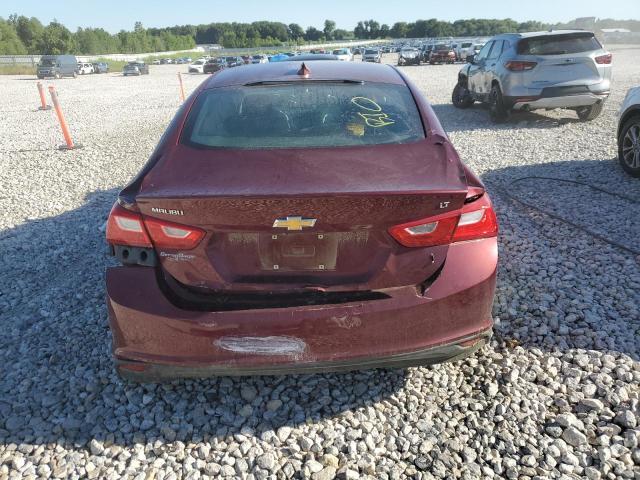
0 65 36 75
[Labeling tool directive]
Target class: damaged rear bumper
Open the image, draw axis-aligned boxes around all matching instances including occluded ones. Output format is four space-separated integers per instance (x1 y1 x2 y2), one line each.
106 238 497 382
116 331 491 381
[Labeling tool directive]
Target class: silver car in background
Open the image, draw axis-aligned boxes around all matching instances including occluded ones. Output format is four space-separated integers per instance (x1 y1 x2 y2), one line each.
618 87 640 177
453 30 612 122
362 48 382 63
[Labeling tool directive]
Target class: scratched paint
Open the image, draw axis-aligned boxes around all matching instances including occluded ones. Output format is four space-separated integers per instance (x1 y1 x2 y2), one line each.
329 314 362 330
214 336 306 356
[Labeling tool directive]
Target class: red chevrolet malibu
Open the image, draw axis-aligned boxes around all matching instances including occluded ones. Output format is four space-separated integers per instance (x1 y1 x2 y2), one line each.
106 60 498 381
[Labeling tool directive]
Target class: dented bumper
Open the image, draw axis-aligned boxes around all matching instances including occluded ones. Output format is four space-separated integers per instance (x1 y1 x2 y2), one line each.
106 238 497 381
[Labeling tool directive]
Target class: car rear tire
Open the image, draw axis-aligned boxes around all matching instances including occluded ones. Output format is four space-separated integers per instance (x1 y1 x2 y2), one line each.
576 102 604 122
618 115 640 177
452 82 474 109
489 84 508 123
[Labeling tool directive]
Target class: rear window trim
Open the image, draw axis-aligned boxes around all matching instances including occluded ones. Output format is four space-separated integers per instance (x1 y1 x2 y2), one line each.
179 80 428 151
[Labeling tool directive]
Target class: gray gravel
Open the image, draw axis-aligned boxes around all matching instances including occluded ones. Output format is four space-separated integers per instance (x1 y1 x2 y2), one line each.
1 50 639 480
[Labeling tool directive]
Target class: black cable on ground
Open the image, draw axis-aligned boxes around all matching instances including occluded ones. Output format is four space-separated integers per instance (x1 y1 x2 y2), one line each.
492 176 640 257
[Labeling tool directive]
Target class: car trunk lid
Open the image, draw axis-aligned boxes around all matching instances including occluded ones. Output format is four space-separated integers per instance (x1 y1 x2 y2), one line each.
135 141 468 292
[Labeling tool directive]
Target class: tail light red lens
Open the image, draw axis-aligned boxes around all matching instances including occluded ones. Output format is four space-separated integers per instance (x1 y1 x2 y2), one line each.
505 61 537 71
106 202 205 250
595 53 612 64
143 217 205 250
388 193 498 248
106 203 152 247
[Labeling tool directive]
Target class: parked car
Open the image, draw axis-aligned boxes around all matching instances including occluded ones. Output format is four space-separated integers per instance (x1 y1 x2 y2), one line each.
429 44 456 64
188 59 207 73
332 48 353 61
456 41 475 62
421 44 434 62
37 55 78 79
77 62 95 75
398 47 421 66
251 54 268 64
105 60 498 381
283 54 339 61
618 86 640 177
203 58 225 74
92 62 109 74
362 49 382 63
452 30 612 122
152 59 161 65
225 56 245 67
123 61 149 76
269 53 289 62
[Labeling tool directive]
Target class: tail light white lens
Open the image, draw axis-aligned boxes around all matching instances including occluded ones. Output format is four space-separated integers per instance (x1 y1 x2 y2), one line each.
106 203 152 247
505 61 537 71
143 217 205 250
458 209 485 226
595 53 612 64
405 222 438 235
161 225 192 239
389 192 498 248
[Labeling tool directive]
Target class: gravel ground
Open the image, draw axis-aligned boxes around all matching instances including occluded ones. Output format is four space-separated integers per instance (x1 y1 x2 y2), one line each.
1 49 639 480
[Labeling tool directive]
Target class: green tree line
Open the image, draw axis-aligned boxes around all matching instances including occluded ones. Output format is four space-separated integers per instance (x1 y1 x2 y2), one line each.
1 14 638 55
0 16 195 55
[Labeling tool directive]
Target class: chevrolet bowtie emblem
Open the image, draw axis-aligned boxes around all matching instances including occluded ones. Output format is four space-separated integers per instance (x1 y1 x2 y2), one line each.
272 216 317 231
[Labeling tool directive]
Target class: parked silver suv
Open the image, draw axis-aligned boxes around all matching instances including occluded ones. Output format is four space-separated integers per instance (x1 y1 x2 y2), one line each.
452 30 612 122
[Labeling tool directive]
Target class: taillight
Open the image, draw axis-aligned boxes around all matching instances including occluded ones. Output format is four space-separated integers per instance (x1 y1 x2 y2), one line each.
388 213 459 248
452 194 498 243
388 193 498 248
595 53 612 64
143 217 205 250
106 203 152 247
504 61 537 71
106 202 205 250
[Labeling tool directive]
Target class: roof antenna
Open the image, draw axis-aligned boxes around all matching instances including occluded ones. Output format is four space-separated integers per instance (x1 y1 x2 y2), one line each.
297 62 310 77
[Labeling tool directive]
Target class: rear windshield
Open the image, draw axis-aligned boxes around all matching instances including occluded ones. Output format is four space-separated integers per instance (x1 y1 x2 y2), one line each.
182 82 425 149
461 42 473 48
364 49 378 54
518 33 602 55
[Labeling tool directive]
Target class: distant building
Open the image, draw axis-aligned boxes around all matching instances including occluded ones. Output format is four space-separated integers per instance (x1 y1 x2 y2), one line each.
197 44 223 52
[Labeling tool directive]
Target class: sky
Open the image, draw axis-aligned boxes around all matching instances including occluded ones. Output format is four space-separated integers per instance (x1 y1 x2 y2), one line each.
2 0 638 33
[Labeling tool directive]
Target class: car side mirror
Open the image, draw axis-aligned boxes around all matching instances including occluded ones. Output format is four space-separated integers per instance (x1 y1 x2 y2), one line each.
466 54 475 64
